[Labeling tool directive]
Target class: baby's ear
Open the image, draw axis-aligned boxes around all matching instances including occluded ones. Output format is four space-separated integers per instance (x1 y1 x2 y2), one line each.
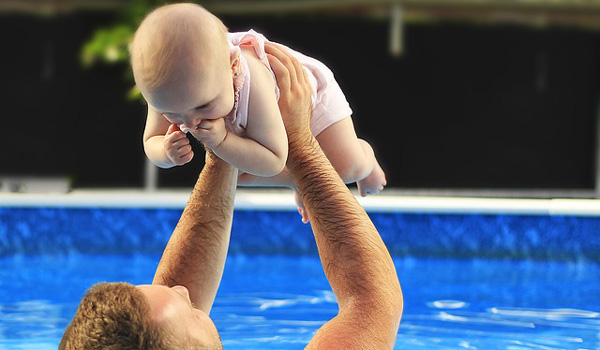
230 48 241 74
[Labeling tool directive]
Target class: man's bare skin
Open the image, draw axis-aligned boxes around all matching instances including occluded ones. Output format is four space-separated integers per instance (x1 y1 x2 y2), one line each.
266 43 403 349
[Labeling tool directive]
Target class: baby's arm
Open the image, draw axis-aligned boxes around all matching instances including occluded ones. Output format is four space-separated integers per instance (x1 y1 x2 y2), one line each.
195 48 288 177
143 106 193 168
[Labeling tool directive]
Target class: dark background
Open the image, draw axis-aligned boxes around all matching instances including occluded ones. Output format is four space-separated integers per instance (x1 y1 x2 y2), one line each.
1 11 598 190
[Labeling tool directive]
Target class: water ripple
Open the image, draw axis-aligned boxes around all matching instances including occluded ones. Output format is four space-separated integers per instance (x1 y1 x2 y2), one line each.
490 307 600 319
428 300 470 309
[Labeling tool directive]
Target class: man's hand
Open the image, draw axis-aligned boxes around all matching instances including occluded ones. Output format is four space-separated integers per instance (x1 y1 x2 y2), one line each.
265 43 312 143
164 123 194 166
189 118 228 150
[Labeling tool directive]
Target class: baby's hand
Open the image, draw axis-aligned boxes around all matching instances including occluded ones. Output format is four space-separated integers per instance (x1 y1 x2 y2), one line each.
189 118 227 150
164 124 194 166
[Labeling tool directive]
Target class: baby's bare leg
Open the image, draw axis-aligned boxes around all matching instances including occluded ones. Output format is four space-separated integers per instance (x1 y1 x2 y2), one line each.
316 117 387 196
356 139 387 196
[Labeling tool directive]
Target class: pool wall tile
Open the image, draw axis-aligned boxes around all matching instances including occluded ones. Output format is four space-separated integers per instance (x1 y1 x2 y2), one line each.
0 207 599 261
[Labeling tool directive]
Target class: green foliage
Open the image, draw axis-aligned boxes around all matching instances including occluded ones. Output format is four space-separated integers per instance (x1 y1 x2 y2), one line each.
80 0 173 99
82 0 164 66
81 25 133 66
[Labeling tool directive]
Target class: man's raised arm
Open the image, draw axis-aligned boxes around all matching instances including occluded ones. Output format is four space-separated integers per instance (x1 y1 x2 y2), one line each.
152 151 238 313
265 44 403 350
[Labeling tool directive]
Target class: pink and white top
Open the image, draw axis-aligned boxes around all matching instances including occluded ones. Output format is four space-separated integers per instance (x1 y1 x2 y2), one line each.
226 29 353 137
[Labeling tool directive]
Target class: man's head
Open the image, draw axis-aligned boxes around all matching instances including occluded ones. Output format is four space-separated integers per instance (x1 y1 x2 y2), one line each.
130 3 240 132
59 282 222 350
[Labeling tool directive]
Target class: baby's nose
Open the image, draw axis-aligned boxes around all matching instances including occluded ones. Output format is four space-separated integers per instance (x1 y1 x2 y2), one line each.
181 119 194 127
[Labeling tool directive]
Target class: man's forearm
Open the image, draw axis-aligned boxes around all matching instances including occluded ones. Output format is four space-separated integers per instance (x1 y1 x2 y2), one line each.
288 135 402 313
152 152 238 313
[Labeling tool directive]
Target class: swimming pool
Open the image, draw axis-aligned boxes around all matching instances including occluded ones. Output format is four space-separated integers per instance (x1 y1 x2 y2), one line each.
1 190 599 349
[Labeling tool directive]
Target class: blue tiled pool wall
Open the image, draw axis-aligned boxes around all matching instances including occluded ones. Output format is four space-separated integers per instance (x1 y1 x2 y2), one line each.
1 207 599 261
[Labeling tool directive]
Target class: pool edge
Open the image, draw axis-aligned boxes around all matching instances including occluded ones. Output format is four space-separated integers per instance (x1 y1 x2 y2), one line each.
1 189 600 216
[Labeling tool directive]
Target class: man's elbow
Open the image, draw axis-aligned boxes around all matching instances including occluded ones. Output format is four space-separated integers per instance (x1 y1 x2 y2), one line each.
385 276 403 320
392 285 403 324
377 286 403 334
372 281 403 324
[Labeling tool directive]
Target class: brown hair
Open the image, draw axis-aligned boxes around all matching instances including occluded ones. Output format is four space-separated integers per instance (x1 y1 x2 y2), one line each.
130 3 230 91
59 282 169 350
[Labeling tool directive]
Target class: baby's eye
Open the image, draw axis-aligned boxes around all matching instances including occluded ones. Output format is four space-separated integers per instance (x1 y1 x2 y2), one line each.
196 103 210 110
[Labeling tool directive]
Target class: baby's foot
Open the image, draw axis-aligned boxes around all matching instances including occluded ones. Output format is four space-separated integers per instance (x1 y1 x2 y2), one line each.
357 162 387 197
294 190 309 224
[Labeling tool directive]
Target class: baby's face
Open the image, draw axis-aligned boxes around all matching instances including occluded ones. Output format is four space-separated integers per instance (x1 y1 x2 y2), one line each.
145 56 235 132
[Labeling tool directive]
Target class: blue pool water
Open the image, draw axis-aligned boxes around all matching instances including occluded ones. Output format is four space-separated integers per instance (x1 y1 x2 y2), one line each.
1 207 599 349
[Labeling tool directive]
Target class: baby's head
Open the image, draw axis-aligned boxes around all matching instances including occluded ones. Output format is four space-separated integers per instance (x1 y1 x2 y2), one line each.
131 3 240 126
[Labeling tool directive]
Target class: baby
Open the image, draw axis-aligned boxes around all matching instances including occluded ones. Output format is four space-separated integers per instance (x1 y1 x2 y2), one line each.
131 3 386 221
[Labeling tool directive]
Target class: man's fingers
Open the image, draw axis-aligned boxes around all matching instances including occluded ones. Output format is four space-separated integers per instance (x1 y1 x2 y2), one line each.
266 44 298 85
294 59 307 87
265 43 294 68
266 43 310 94
267 53 291 92
286 49 307 87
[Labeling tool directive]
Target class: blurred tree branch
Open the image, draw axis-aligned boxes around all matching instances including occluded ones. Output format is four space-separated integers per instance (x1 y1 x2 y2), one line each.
81 0 170 100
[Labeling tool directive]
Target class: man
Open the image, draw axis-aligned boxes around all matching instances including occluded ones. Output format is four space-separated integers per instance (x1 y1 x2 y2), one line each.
59 44 403 350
